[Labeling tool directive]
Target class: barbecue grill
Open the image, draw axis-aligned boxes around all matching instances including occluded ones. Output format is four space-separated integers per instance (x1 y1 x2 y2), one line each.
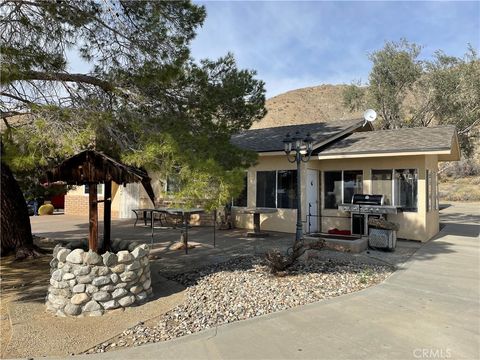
339 194 401 236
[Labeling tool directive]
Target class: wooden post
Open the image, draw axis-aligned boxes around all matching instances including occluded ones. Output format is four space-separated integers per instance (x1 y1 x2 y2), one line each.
103 180 112 252
88 183 98 252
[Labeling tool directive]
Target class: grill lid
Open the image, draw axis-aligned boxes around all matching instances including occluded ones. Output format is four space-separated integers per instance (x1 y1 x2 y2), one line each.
351 194 384 205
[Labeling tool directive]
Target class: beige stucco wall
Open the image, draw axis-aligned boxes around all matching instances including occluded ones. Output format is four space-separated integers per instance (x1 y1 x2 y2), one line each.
232 153 441 242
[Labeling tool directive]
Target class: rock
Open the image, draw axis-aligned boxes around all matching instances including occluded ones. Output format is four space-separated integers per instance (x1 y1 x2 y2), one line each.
103 252 118 267
101 300 120 310
94 266 110 276
86 285 99 294
77 275 93 284
48 294 67 307
120 271 136 282
115 282 127 289
49 287 71 297
83 300 102 312
57 248 71 262
136 268 144 277
71 293 90 305
128 242 137 252
118 295 135 307
146 287 153 296
66 249 85 264
63 263 72 272
93 291 111 302
64 303 81 316
112 288 128 299
110 273 119 284
139 274 147 283
52 280 69 289
140 257 149 266
135 291 148 302
85 250 103 265
111 264 125 273
63 273 75 281
131 245 148 259
100 285 115 292
142 279 151 290
126 260 140 271
129 285 143 294
53 244 62 259
73 266 91 276
57 262 64 269
68 279 77 287
51 269 64 282
117 251 133 264
73 284 86 293
92 276 111 286
56 310 67 317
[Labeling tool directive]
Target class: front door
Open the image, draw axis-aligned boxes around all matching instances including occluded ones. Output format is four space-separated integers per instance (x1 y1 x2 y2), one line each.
306 169 319 233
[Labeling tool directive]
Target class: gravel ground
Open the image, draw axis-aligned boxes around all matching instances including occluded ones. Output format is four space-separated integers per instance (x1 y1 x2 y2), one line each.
88 256 393 353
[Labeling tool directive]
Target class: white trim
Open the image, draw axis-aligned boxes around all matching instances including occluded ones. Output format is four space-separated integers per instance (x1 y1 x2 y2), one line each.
317 150 451 160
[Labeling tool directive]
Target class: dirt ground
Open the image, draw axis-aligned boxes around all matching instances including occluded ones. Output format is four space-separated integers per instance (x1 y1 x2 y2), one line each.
0 239 52 357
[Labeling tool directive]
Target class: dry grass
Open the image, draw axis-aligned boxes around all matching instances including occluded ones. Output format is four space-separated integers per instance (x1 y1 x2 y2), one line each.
439 176 480 202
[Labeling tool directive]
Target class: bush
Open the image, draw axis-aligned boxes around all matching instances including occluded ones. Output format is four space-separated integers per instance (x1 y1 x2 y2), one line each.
38 203 54 215
440 159 480 179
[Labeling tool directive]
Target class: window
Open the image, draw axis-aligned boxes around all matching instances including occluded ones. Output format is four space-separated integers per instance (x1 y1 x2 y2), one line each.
324 171 363 208
372 170 393 205
343 170 363 203
84 184 104 196
233 173 248 207
324 171 342 209
427 170 432 211
256 170 297 209
427 170 438 212
277 170 297 209
372 169 418 211
394 169 418 211
256 171 276 208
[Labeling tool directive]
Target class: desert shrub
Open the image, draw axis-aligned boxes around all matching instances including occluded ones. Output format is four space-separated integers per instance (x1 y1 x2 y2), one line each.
440 159 480 179
38 203 54 215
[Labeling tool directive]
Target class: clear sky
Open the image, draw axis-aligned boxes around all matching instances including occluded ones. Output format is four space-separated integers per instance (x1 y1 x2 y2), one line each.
190 1 480 97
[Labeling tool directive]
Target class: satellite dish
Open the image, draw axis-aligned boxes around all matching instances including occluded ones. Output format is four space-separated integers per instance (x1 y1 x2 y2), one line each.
363 109 377 126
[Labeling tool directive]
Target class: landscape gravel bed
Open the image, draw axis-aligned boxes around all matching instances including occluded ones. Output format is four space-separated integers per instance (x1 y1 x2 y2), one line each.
88 256 393 353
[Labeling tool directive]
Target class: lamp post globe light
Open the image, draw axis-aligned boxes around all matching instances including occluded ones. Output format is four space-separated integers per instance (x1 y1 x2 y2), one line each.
283 131 314 242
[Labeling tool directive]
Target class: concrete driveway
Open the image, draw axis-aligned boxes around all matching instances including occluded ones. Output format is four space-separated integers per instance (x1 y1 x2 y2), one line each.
62 202 479 360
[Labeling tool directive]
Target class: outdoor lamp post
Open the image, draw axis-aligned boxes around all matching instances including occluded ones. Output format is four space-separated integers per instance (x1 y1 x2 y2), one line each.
283 131 314 242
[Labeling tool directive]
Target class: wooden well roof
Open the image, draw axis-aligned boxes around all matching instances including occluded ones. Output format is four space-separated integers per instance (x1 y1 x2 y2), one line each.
47 149 156 203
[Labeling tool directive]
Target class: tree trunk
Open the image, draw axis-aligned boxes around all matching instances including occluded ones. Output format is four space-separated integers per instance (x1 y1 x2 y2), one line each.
1 161 42 259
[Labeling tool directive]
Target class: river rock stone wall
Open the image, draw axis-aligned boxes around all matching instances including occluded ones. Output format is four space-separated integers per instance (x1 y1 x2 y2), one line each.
46 242 152 317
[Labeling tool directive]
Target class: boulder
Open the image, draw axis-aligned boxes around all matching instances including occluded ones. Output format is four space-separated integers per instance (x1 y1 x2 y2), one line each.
110 264 125 273
93 291 111 302
92 276 111 287
71 293 90 305
64 303 81 316
102 252 118 267
57 248 71 262
83 300 102 312
120 271 136 282
111 288 128 299
118 295 135 307
131 245 148 259
117 251 133 264
84 250 103 265
72 284 86 293
66 249 85 264
101 300 120 310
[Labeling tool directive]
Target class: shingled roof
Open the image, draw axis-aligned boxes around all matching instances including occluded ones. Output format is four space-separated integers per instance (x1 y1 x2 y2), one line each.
318 126 460 160
231 118 366 153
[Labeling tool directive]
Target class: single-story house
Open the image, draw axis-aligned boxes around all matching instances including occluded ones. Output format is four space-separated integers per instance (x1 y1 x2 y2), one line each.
63 118 460 242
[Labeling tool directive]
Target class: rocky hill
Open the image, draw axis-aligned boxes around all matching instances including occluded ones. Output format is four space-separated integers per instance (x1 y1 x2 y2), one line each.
251 84 361 129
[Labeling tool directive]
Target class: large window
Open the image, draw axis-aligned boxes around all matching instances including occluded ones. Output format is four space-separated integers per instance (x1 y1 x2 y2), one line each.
277 170 297 209
256 170 297 209
232 173 248 207
372 170 393 205
324 171 342 209
324 171 363 209
343 170 363 203
372 169 418 211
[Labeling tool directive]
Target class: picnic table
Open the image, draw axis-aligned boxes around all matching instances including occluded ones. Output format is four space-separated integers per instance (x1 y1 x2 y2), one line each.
237 207 278 237
132 207 205 253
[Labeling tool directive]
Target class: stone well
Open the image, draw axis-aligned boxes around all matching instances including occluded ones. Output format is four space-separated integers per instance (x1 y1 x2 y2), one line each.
46 241 152 317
